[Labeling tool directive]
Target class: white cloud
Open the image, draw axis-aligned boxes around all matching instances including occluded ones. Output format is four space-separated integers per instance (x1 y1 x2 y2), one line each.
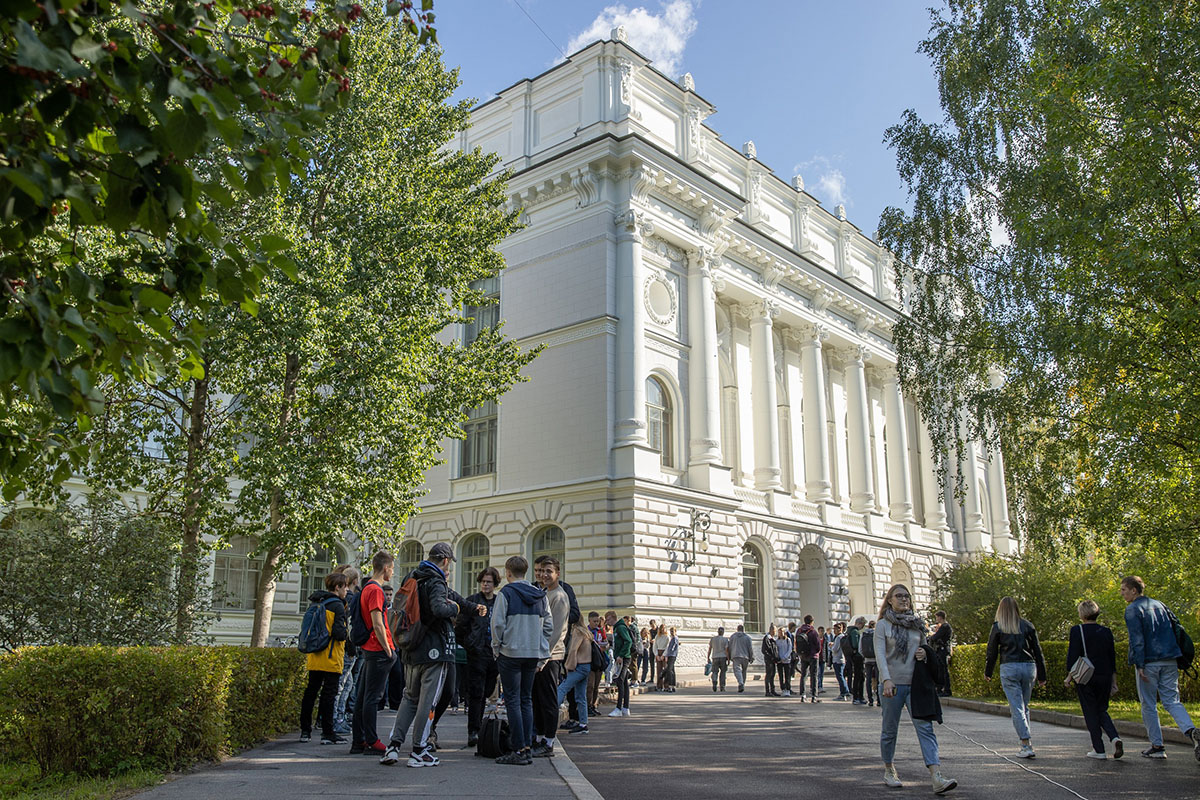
795 155 850 208
566 1 699 77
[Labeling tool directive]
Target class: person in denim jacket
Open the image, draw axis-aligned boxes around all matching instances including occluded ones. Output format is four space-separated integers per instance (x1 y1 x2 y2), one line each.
1120 575 1200 761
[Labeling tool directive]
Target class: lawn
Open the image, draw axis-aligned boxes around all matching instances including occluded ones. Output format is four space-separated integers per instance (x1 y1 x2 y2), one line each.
958 696 1200 726
0 762 162 800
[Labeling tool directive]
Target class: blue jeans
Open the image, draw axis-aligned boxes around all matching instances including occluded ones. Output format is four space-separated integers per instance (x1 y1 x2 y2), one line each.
999 661 1036 741
557 663 591 726
1136 660 1195 747
880 684 940 766
498 655 537 751
833 662 849 696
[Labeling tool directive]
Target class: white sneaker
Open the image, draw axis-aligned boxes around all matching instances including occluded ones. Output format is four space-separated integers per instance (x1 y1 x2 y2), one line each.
1017 744 1036 759
883 767 903 787
931 771 957 794
379 746 401 766
621 707 631 717
407 747 439 768
608 708 624 717
1086 751 1107 760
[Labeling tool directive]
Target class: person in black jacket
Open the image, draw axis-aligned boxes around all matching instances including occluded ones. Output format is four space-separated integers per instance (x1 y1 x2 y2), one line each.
1064 600 1123 760
762 625 780 696
984 596 1047 759
929 611 953 697
456 566 500 747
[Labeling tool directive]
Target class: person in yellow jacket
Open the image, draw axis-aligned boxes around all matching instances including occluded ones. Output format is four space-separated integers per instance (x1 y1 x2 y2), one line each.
300 572 350 744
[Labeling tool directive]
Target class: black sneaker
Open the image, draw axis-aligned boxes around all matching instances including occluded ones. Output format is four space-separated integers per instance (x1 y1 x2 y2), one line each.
320 734 347 745
467 732 478 748
1189 728 1200 762
349 742 365 755
531 741 555 758
1142 745 1167 759
587 706 599 717
1112 738 1123 760
299 732 311 743
571 724 589 735
560 719 580 731
496 750 527 766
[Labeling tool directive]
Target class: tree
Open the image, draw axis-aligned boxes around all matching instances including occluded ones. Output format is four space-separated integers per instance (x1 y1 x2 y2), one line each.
879 0 1200 553
0 0 436 502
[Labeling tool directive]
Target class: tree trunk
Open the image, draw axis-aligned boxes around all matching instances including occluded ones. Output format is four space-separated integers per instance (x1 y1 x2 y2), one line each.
249 352 300 647
175 373 210 643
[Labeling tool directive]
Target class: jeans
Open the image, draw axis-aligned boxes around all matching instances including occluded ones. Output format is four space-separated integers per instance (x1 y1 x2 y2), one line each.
301 669 340 738
639 650 652 682
1076 675 1119 753
558 663 591 726
731 656 749 688
765 661 777 694
999 661 1036 741
864 660 879 704
333 654 357 725
352 649 395 746
613 658 631 709
833 661 849 696
800 657 819 698
711 657 728 689
465 653 499 735
880 684 940 766
818 658 826 690
498 655 538 751
1136 660 1195 747
666 656 677 688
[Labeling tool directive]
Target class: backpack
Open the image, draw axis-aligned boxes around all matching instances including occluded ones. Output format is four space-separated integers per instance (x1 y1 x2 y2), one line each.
590 639 611 673
860 629 876 659
389 574 426 652
1167 610 1196 675
298 597 338 656
347 585 373 648
475 713 511 758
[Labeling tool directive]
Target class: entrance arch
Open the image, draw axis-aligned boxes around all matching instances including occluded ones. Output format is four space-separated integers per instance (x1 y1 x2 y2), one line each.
796 544 829 626
848 552 875 621
891 558 914 590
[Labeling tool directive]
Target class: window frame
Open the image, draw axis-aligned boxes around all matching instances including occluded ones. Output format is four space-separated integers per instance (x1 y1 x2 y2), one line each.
741 543 765 634
531 525 566 580
645 375 674 469
213 535 263 612
459 533 490 595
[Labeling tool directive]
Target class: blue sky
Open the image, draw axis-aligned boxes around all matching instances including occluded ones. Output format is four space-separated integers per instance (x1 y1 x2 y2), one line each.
433 1 946 236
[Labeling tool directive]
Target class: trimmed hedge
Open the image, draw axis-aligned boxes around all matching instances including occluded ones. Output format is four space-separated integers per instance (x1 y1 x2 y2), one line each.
0 646 306 777
949 642 1199 703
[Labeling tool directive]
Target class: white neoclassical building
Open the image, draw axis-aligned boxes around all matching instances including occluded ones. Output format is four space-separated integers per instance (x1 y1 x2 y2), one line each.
404 30 1016 665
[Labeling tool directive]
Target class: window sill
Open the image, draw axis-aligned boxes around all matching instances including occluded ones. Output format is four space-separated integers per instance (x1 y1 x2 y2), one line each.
451 473 497 501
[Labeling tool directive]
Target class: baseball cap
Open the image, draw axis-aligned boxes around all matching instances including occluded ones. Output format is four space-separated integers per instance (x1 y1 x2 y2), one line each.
429 542 456 562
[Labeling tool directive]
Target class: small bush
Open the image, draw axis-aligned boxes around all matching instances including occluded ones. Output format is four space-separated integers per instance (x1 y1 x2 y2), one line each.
949 642 1199 703
0 646 306 777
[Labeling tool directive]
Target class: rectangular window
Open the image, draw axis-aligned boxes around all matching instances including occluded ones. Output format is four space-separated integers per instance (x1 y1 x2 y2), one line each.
646 406 664 452
461 400 497 477
464 276 500 344
213 537 262 611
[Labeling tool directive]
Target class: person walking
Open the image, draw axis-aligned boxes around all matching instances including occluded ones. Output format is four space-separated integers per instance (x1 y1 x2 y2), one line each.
929 611 953 697
984 596 1047 759
831 622 850 700
299 572 350 745
665 627 680 692
1064 600 1122 760
491 555 552 766
350 550 397 756
762 624 780 696
558 619 594 735
1120 575 1200 761
456 566 499 748
609 612 635 716
863 619 879 707
798 615 822 703
728 624 754 693
653 624 670 691
638 627 653 686
876 584 957 794
707 626 730 692
849 617 867 705
775 626 793 696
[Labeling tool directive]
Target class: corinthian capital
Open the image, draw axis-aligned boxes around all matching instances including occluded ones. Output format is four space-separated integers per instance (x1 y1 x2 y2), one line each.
615 209 653 242
794 321 829 346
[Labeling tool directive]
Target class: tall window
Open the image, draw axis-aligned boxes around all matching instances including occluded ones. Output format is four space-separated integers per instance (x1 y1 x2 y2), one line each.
397 540 423 579
460 533 490 595
532 525 566 579
741 544 765 633
646 376 673 468
298 545 339 612
213 536 262 611
461 400 497 477
464 276 500 344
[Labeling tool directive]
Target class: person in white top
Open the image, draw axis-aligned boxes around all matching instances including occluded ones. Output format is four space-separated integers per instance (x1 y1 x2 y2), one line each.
653 624 670 691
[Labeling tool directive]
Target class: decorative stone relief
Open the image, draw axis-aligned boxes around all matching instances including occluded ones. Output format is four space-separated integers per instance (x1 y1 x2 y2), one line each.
681 72 695 91
647 236 685 264
792 174 804 192
630 164 659 206
570 167 599 208
685 103 710 163
743 140 757 159
615 209 652 243
643 270 679 327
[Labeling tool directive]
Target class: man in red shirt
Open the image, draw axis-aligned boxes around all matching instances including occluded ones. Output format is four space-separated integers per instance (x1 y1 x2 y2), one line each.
350 550 396 755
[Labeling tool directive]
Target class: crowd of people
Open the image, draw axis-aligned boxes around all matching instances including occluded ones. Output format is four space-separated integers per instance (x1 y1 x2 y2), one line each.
297 550 1199 792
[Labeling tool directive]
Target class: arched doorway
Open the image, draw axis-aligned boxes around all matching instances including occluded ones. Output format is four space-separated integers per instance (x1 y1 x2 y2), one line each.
848 552 875 621
741 542 766 634
891 558 914 590
796 544 829 626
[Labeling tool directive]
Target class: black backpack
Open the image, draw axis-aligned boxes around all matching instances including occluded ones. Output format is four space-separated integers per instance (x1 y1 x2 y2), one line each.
860 629 876 659
475 713 511 759
347 583 376 648
1168 609 1196 675
590 639 610 673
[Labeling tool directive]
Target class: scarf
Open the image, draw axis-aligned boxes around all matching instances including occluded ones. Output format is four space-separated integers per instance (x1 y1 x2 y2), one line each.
884 608 927 662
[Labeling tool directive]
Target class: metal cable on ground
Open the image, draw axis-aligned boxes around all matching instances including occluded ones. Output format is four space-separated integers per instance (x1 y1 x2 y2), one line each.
944 724 1092 800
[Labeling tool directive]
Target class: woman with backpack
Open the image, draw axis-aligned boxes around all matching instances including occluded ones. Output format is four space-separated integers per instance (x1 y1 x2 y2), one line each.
299 571 350 745
985 596 1048 759
558 619 595 734
1064 599 1122 760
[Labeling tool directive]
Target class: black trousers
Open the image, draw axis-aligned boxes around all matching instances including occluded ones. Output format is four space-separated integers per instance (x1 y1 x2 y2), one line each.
850 654 865 701
1076 675 1119 753
352 649 395 747
614 658 630 709
532 659 563 739
935 649 952 695
765 661 777 694
301 669 340 738
777 662 791 692
381 653 405 710
666 656 677 688
466 653 499 735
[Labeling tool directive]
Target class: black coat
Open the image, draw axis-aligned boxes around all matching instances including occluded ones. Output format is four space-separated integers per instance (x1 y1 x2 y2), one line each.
455 591 495 658
909 644 944 723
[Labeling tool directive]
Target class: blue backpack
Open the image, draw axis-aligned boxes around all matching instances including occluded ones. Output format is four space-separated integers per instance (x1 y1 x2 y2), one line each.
298 597 340 656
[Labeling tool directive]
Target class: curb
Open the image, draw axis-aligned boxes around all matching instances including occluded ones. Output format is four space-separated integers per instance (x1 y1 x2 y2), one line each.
942 697 1192 746
552 745 606 800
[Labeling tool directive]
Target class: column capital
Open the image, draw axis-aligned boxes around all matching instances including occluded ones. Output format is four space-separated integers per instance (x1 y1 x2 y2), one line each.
872 362 900 385
749 297 780 323
793 321 829 346
838 343 871 366
615 209 653 243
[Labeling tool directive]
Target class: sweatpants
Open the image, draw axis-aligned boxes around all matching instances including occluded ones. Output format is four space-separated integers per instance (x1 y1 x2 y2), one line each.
388 661 449 751
532 659 564 739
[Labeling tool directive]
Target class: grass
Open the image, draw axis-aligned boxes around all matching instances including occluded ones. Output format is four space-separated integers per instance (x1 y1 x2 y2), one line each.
957 696 1200 726
0 761 163 800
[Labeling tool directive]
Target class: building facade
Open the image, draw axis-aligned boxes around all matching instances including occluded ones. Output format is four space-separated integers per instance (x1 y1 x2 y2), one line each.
404 30 1016 665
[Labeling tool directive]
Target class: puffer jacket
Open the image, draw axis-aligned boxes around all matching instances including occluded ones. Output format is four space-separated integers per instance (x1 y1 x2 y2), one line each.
305 590 347 673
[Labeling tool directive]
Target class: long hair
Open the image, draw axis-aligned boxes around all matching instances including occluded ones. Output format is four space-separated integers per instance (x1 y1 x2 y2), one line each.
878 583 912 620
995 596 1022 635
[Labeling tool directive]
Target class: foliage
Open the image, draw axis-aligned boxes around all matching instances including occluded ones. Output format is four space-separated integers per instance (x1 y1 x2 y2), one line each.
879 0 1200 550
0 761 162 800
949 642 1199 704
0 492 212 651
0 0 437 502
0 645 305 777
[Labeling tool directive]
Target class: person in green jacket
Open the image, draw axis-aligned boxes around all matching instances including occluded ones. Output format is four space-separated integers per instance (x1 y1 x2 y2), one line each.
608 612 635 717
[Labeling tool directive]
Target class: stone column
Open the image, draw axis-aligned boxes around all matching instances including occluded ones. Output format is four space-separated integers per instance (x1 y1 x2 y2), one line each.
797 323 832 502
918 413 949 536
687 247 722 466
844 345 876 513
880 366 914 522
782 333 806 495
960 411 986 552
987 368 1015 553
614 209 651 445
747 299 782 491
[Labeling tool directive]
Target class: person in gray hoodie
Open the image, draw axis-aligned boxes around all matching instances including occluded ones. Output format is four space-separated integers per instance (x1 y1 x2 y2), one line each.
491 555 552 765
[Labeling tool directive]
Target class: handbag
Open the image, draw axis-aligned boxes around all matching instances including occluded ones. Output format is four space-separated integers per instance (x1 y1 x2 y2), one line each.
704 661 712 676
1068 626 1095 685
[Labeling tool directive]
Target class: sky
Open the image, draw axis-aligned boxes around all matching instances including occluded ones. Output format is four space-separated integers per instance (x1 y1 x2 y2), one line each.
432 0 947 236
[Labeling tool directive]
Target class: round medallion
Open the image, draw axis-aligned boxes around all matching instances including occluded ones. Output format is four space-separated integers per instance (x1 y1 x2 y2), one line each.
644 274 677 326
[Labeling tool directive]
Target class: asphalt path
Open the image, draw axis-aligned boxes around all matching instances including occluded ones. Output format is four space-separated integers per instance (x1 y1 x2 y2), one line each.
561 686 1200 800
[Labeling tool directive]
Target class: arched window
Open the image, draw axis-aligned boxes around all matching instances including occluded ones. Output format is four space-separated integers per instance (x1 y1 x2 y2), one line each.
213 535 263 611
646 376 673 468
459 533 490 595
741 543 765 634
532 525 566 580
298 545 340 612
397 540 423 580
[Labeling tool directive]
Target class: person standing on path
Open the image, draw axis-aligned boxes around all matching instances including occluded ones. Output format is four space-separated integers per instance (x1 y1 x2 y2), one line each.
653 624 670 691
299 571 349 745
644 618 658 687
456 566 499 749
728 624 754 692
984 596 1047 759
849 617 867 705
876 583 958 794
557 619 594 735
831 623 850 700
798 615 822 703
351 551 396 756
775 626 792 696
609 612 636 716
707 627 730 691
1120 575 1200 761
1064 599 1123 760
818 625 830 693
331 565 361 735
929 612 953 697
862 620 879 707
762 624 780 697
530 555 569 758
491 555 552 766
665 627 680 692
586 613 607 717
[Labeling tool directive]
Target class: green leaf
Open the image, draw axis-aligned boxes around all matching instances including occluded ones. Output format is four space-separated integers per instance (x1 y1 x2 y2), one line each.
70 35 105 63
2 169 45 204
259 234 292 252
137 287 172 313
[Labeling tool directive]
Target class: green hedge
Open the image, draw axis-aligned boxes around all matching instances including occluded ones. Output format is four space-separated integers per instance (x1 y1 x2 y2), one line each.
0 646 306 777
950 642 1199 703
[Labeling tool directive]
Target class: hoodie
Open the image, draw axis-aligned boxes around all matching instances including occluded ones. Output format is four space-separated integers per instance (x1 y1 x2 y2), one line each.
491 579 552 660
304 590 347 673
402 560 460 665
